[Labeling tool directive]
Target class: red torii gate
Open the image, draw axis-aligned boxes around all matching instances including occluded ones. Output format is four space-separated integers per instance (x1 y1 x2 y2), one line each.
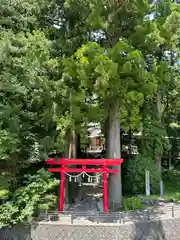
45 158 123 213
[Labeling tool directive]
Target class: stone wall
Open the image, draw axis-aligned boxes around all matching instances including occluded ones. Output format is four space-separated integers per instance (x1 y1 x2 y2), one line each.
1 218 180 240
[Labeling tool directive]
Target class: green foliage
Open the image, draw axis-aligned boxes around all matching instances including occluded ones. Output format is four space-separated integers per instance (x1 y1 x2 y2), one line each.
0 189 9 200
0 169 58 227
0 173 11 189
163 169 180 192
0 204 19 228
142 119 171 156
0 28 61 168
174 192 180 201
66 38 157 131
161 169 180 202
125 154 160 195
38 194 57 211
123 197 142 211
0 130 20 160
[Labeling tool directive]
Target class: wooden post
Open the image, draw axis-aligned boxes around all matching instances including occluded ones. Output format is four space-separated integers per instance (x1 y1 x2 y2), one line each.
102 165 108 213
58 166 65 212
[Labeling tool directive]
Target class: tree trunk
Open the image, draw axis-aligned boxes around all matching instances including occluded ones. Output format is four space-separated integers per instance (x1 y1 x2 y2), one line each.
128 127 132 155
64 129 77 208
155 90 162 174
156 90 162 121
66 129 76 159
104 118 109 152
76 133 81 158
168 151 172 170
107 102 122 210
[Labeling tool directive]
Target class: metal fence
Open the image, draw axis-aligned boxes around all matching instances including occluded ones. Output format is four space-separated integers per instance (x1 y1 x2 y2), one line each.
36 205 180 225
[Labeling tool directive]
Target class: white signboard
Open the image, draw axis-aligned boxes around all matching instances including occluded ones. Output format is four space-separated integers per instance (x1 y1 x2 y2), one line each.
145 170 150 196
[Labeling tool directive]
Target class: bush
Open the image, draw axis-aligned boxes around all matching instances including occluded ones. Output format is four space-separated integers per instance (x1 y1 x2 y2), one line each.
123 197 142 211
162 169 180 192
0 189 9 200
0 169 59 227
38 194 57 211
124 154 160 195
174 192 180 201
0 204 19 228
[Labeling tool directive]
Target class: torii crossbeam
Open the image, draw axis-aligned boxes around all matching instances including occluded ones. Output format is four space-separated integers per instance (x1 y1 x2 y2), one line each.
45 158 123 213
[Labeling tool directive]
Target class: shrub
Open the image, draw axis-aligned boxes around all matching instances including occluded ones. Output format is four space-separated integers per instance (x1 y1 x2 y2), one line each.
0 169 59 227
174 192 180 201
124 154 160 195
0 189 9 200
38 194 57 211
162 169 180 192
123 197 141 211
0 204 19 228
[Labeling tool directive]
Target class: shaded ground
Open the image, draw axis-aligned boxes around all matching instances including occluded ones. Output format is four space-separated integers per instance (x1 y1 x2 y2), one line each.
39 203 180 226
68 183 102 213
38 183 180 225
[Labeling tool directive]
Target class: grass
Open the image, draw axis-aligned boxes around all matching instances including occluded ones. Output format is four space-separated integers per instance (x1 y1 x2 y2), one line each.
121 191 175 211
122 170 180 210
137 184 180 202
138 193 173 201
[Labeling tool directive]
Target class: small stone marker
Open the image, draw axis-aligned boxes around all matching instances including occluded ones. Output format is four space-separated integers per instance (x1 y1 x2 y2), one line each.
160 180 164 197
145 170 150 196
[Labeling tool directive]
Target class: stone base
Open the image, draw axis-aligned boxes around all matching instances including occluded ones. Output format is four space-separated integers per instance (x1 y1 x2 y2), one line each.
2 218 180 240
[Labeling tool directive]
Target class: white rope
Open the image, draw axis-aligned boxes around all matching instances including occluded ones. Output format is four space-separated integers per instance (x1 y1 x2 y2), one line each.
63 171 106 183
63 171 104 178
